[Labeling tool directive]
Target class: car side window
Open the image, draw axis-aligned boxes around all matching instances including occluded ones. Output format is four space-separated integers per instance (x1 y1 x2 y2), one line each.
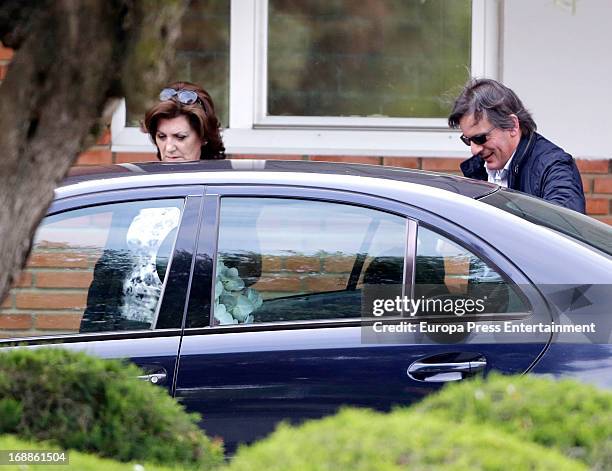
214 197 406 324
415 226 528 316
0 199 183 337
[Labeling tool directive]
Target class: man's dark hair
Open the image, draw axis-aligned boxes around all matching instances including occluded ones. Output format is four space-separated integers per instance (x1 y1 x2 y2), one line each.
448 78 537 136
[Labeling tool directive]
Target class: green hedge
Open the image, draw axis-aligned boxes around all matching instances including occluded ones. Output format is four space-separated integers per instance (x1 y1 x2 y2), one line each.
0 348 223 469
226 408 584 471
411 373 612 468
0 434 176 471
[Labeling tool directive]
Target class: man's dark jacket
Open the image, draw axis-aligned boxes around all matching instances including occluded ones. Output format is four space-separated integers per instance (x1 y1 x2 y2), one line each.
460 132 585 213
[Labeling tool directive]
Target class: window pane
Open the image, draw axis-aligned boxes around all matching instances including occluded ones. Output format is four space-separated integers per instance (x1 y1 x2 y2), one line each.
415 226 528 317
481 189 612 256
0 200 183 338
214 198 406 324
268 0 471 117
126 0 230 126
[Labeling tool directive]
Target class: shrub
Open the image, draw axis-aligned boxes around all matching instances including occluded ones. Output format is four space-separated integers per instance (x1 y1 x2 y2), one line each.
0 434 176 470
225 408 584 471
0 348 223 469
411 373 612 468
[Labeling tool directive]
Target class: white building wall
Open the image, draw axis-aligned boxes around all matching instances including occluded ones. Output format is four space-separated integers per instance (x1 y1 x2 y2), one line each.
502 0 612 159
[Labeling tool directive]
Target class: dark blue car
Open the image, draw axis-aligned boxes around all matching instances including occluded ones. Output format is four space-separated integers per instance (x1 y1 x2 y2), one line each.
1 160 610 451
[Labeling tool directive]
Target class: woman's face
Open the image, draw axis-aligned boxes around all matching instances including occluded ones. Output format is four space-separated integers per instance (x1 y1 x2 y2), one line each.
155 115 203 162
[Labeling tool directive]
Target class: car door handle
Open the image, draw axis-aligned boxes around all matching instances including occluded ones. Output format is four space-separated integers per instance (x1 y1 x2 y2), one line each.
137 366 167 385
407 357 486 382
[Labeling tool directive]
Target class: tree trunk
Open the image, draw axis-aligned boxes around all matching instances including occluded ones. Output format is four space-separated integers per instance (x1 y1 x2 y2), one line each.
0 0 185 303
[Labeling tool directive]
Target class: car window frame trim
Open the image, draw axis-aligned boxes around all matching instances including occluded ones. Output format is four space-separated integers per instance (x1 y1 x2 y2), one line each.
188 185 415 331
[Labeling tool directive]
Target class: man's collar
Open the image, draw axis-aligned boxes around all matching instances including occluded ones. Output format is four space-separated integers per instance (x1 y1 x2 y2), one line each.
511 133 536 171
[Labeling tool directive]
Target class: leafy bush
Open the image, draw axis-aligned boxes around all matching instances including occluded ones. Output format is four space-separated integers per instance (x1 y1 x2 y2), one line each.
0 348 223 469
411 373 612 468
225 407 584 471
0 434 177 470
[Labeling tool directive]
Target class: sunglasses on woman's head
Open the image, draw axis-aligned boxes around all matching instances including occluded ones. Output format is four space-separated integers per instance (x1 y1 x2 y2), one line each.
459 126 496 146
159 88 200 105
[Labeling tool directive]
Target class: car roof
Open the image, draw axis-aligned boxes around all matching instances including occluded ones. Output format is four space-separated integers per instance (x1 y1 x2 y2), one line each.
63 159 497 199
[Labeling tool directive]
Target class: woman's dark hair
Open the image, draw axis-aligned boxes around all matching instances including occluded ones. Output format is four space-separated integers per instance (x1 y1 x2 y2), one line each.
448 78 537 136
142 81 225 160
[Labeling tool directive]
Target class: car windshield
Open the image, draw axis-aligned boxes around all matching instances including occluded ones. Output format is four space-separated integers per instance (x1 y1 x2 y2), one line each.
480 189 612 256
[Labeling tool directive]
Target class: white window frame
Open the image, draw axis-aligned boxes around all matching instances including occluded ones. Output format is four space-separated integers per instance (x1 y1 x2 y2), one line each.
112 0 500 157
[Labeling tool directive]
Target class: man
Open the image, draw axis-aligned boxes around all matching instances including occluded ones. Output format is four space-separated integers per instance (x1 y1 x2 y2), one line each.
449 78 585 213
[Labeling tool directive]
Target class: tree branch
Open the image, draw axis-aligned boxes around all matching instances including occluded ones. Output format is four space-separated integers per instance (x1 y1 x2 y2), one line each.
0 0 185 303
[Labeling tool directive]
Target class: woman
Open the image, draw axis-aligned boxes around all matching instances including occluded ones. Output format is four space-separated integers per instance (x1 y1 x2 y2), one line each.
142 81 225 160
81 83 225 332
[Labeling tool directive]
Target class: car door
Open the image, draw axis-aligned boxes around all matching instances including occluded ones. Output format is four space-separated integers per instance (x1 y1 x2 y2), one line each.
0 186 203 394
174 186 551 450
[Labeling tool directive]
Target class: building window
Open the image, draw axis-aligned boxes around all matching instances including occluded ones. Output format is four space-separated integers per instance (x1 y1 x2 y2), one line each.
125 0 230 127
111 0 498 157
267 0 471 119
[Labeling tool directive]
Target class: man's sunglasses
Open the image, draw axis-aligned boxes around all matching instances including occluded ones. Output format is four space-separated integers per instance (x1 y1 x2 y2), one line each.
460 126 496 146
159 88 200 105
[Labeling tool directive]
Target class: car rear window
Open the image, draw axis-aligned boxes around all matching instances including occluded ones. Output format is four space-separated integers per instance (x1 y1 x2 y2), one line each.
0 199 184 338
480 189 612 256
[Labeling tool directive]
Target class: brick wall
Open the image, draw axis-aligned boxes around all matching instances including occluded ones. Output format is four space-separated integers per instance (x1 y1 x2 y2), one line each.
0 44 11 79
252 253 469 298
253 254 355 299
0 244 487 337
0 250 363 335
0 242 97 338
